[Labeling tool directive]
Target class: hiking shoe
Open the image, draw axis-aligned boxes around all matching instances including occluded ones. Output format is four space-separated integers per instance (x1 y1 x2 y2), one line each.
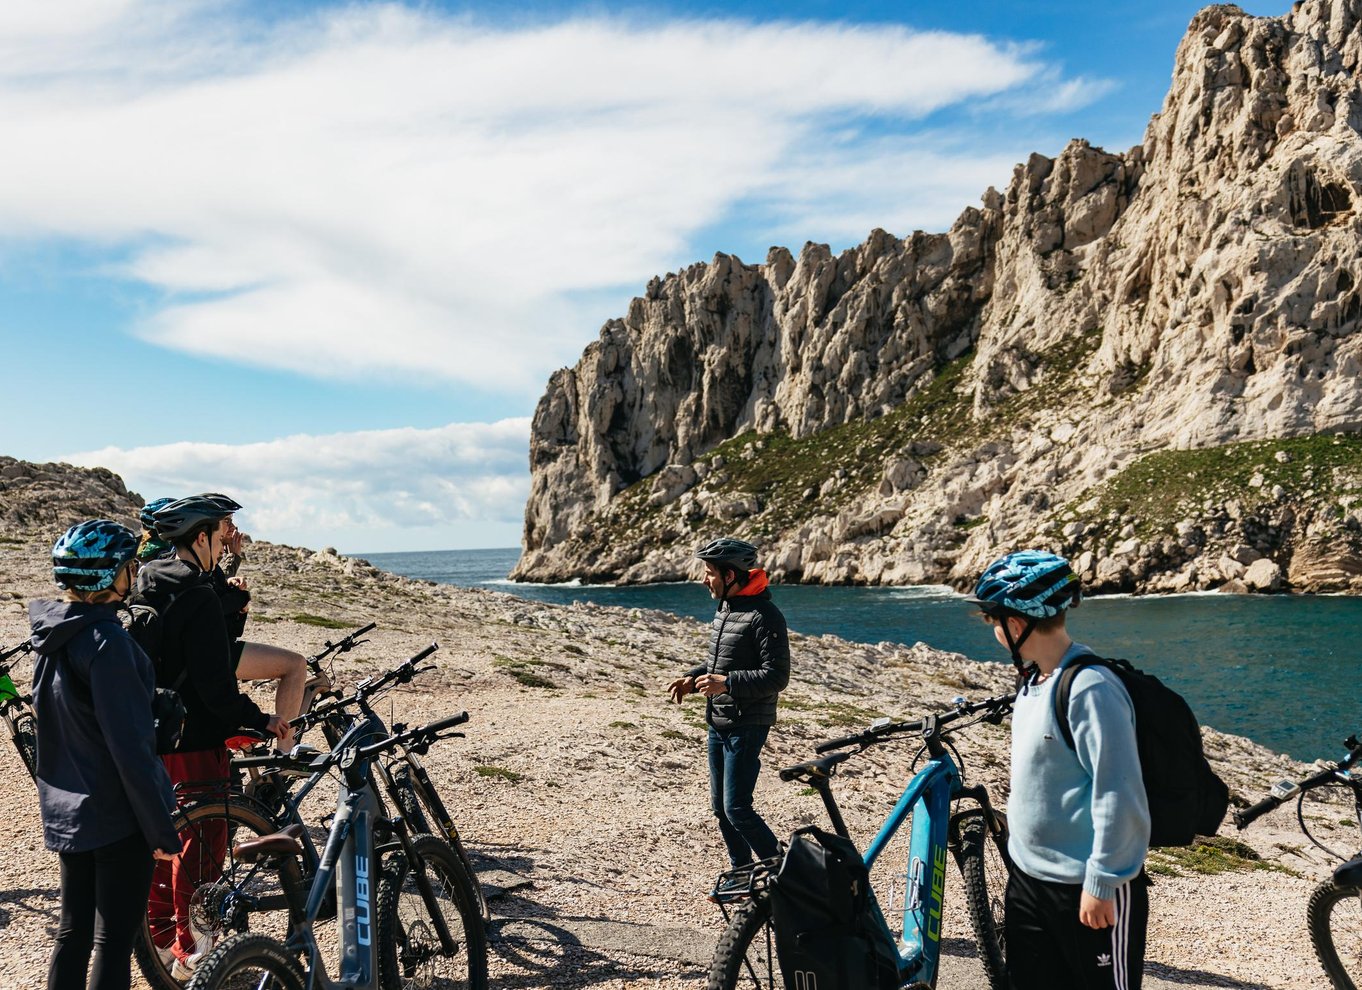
708 874 749 903
169 933 216 982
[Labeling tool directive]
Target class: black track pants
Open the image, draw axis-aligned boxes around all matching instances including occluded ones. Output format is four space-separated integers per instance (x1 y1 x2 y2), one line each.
48 831 156 990
1005 865 1149 990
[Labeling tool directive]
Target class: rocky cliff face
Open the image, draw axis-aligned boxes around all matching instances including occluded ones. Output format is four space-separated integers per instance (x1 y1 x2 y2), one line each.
516 0 1362 593
0 457 142 534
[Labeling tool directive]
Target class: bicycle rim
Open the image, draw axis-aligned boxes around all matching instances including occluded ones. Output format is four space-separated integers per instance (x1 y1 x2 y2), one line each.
707 892 778 990
1308 880 1362 990
138 802 306 990
377 833 488 990
184 931 306 990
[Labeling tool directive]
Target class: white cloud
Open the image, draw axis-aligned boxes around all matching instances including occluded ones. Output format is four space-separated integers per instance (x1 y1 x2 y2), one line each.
0 3 1105 393
63 417 532 551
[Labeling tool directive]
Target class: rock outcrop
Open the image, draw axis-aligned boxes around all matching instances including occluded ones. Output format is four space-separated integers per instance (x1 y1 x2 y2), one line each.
0 457 140 533
516 0 1362 593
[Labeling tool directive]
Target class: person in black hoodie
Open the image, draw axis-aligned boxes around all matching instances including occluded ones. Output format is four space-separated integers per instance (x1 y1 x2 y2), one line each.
134 495 287 980
30 519 179 990
668 537 790 896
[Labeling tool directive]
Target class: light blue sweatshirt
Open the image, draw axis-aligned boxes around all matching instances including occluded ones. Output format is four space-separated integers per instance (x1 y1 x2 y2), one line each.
1008 641 1151 900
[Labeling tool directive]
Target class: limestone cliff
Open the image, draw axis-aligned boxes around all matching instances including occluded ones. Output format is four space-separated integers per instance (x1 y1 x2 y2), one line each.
515 0 1362 593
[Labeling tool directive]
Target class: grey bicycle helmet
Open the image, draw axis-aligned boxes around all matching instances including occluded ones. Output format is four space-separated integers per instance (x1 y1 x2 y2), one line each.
201 492 243 512
695 537 759 572
52 519 140 592
152 494 234 540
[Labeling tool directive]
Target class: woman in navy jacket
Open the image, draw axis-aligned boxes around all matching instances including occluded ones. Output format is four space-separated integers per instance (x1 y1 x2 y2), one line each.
30 520 178 990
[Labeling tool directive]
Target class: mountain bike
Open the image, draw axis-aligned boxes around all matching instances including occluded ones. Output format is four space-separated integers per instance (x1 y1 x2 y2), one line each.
1235 733 1362 990
0 640 36 781
707 693 1014 990
137 644 478 989
184 711 487 990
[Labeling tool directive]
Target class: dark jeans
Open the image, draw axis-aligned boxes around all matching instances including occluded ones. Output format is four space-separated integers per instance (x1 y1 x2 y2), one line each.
49 831 156 990
708 724 779 867
1005 865 1149 990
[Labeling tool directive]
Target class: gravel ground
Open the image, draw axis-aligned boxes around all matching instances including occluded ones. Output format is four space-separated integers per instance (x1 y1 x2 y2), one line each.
0 533 1350 989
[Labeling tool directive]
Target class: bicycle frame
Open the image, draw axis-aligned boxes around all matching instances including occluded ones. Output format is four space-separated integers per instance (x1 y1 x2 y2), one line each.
809 715 1001 987
0 641 37 781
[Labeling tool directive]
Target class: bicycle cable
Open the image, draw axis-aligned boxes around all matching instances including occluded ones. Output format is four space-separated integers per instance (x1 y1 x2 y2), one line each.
1296 787 1353 860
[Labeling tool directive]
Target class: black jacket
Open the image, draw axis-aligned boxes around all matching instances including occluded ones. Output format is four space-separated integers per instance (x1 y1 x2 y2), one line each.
28 600 179 854
134 557 268 751
688 590 790 729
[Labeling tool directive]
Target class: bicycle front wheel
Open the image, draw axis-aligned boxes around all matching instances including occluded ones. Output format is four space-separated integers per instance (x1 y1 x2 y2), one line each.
391 763 491 922
137 801 307 990
183 931 306 990
1308 879 1362 989
707 892 778 990
955 809 1009 990
377 833 488 990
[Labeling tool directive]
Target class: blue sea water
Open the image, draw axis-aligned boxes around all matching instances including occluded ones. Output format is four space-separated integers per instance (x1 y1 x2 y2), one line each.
363 547 1362 762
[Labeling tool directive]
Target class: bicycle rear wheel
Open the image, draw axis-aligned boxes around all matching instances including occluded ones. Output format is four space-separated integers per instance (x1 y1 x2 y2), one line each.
954 809 1009 990
1308 879 1362 990
137 801 307 990
706 892 778 990
183 931 306 990
377 833 488 990
9 710 37 781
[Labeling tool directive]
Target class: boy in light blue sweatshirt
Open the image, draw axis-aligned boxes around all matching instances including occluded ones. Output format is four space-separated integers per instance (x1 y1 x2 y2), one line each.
968 550 1151 990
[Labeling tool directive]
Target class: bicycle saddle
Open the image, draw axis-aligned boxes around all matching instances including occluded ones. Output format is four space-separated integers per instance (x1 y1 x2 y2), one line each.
232 823 306 863
778 751 850 782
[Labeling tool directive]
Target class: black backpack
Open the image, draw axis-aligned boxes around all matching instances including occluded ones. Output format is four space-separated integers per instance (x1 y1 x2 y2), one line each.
1053 655 1229 847
123 585 213 754
769 826 900 990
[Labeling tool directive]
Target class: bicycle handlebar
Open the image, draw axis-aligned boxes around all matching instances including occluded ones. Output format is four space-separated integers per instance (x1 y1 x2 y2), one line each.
234 711 470 774
0 640 34 664
1235 741 1362 830
292 643 439 729
814 693 1014 754
307 622 379 669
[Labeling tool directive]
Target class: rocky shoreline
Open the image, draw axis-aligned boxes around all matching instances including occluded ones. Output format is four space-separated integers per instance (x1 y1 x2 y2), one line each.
0 504 1350 988
515 0 1362 598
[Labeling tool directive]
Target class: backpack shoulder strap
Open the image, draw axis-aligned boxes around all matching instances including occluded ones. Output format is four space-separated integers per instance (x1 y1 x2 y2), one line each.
1052 653 1105 751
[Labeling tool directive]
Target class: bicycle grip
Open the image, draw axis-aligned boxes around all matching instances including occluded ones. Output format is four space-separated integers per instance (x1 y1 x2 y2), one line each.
353 621 378 638
410 643 439 664
1233 796 1279 829
426 711 469 734
815 732 864 753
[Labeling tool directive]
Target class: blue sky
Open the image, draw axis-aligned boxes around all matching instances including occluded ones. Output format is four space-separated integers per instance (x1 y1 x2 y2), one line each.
0 0 1281 553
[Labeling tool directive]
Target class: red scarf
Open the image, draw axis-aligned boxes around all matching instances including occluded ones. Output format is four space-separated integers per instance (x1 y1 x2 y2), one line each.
731 568 769 597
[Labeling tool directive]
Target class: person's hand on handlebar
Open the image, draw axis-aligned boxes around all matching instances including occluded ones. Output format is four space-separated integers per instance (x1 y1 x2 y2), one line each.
153 848 177 862
667 675 695 704
263 714 294 749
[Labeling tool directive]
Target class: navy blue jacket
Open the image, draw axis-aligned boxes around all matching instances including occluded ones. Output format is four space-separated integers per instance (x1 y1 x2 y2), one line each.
29 600 179 854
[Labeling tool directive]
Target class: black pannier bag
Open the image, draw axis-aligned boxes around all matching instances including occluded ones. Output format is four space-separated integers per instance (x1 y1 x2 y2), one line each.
769 825 900 990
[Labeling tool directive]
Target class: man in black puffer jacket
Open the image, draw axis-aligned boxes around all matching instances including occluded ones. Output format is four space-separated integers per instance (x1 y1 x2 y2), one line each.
669 537 789 892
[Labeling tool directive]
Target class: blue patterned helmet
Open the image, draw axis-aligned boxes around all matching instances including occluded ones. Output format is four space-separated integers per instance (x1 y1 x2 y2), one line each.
967 550 1080 619
52 520 140 592
138 497 177 529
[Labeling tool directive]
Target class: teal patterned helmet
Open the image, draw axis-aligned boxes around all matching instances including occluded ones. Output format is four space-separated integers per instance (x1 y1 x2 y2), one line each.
52 520 140 592
138 497 177 530
967 550 1080 619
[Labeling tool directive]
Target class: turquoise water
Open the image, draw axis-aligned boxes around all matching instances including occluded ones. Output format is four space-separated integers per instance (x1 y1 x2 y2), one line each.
363 547 1362 762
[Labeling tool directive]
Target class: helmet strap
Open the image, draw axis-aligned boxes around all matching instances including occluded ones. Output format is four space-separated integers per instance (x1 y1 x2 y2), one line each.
1001 615 1039 691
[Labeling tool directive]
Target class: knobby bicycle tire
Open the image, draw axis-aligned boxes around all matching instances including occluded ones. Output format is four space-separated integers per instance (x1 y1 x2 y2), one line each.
391 763 491 923
955 810 1009 990
183 931 306 990
707 891 779 990
376 832 488 990
137 801 308 990
1308 879 1362 990
9 710 37 781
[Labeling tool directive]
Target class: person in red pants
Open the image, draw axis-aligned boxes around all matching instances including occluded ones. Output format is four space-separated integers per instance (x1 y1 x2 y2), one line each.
134 495 288 981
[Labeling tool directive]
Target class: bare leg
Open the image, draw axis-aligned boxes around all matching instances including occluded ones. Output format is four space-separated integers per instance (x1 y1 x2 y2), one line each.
236 642 306 748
